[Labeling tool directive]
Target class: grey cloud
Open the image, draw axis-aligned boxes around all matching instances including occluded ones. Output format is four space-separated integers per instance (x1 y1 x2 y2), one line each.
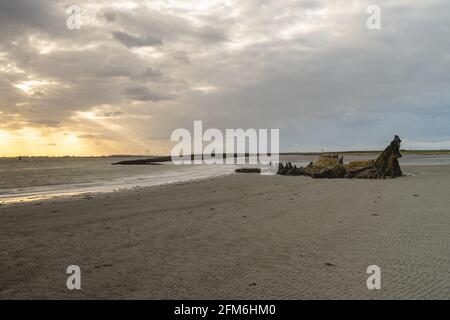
141 68 162 78
108 7 229 46
1 0 450 152
125 86 173 102
0 0 60 35
112 31 162 48
101 11 116 23
102 111 123 118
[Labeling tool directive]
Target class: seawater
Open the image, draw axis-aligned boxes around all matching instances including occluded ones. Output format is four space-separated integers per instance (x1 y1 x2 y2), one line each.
0 154 449 203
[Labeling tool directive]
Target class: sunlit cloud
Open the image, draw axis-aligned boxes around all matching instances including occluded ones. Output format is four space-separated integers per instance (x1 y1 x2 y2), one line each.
130 47 164 59
192 85 218 93
13 80 58 96
0 56 25 74
28 35 58 55
1 0 450 156
111 0 139 10
0 129 14 145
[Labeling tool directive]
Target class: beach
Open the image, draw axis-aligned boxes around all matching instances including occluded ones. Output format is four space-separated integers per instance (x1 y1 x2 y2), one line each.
0 165 449 299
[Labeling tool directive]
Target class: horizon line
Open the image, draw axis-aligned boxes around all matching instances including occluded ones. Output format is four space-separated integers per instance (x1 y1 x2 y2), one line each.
2 149 450 158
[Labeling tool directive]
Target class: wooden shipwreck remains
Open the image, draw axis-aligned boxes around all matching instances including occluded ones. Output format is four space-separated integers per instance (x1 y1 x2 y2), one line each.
278 135 403 179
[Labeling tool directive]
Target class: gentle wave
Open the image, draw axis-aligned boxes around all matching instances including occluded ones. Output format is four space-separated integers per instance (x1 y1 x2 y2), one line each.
0 164 236 204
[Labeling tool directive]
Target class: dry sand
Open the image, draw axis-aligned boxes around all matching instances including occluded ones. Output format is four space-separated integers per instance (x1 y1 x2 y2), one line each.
0 165 449 299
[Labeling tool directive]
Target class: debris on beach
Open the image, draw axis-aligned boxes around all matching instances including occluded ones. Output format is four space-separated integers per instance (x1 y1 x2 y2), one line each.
94 264 113 269
111 156 171 165
277 135 403 179
234 168 261 173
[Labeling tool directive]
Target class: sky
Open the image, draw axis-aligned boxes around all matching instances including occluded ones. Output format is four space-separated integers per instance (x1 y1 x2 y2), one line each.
0 0 449 156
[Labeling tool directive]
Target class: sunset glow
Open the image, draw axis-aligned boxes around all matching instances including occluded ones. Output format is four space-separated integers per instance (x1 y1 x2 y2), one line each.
1 0 450 157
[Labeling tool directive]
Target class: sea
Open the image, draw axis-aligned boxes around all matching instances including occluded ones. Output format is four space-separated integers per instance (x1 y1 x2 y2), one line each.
0 154 449 204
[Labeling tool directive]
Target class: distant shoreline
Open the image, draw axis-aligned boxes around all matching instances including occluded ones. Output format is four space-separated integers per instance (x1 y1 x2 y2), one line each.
2 149 450 159
284 150 450 156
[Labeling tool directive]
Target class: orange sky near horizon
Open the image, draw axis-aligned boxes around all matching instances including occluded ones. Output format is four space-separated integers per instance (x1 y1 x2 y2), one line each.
0 127 172 157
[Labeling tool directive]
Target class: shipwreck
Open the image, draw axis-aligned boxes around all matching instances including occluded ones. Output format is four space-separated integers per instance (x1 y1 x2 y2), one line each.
277 135 403 179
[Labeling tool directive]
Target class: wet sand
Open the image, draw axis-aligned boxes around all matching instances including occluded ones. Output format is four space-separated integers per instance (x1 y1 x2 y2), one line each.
0 165 449 299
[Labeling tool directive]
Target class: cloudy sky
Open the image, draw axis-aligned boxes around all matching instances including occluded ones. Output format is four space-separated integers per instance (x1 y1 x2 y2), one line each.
0 0 449 156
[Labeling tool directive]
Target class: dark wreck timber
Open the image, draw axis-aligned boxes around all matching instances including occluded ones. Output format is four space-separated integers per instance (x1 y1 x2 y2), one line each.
235 168 262 173
112 156 172 165
277 135 403 179
113 153 274 165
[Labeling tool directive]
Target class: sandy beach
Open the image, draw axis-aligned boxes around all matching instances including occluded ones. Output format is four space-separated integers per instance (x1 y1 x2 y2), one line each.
0 165 449 300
